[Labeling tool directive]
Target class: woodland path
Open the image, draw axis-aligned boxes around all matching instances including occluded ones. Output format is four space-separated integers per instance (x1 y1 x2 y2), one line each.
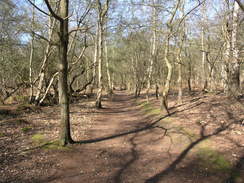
12 90 243 183
46 91 175 183
0 91 244 183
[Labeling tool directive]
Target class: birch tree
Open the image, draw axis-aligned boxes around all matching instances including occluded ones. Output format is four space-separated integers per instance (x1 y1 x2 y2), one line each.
146 0 158 103
28 0 35 103
95 0 110 108
228 1 241 96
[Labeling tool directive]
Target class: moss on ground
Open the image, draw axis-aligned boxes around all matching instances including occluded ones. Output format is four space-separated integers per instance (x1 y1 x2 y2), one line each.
15 104 41 114
31 134 72 151
41 140 71 150
31 133 47 144
196 147 232 173
0 132 5 137
138 101 161 116
21 126 32 133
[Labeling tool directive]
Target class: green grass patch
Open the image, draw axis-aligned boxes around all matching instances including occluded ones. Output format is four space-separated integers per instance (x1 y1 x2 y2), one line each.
196 147 231 173
0 132 5 137
15 96 29 104
139 101 161 116
21 126 32 133
16 104 41 113
41 140 72 151
31 135 72 151
31 133 47 144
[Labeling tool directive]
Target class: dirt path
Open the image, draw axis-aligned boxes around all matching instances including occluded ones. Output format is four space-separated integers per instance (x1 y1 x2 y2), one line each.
46 91 167 183
1 91 243 183
41 91 243 183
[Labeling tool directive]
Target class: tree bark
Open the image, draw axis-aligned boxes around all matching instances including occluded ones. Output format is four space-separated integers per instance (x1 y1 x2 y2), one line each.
58 0 73 145
90 22 99 94
95 19 103 108
161 36 172 114
34 15 56 104
201 2 208 91
95 0 110 108
228 1 240 96
160 0 181 114
146 0 157 103
39 72 58 105
29 1 35 103
105 36 112 94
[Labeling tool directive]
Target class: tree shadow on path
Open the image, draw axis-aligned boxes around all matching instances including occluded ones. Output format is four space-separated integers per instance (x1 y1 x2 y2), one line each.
112 134 139 183
145 122 236 183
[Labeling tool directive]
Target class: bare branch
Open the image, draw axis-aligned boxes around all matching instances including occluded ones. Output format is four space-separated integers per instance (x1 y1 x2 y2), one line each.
26 0 50 17
68 25 94 35
43 0 63 21
234 0 244 11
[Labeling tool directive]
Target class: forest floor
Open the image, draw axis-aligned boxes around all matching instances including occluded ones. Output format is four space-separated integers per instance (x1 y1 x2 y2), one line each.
0 90 244 183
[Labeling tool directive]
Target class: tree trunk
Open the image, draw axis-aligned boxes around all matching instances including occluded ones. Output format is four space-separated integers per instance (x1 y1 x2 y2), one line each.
228 1 240 96
39 72 58 105
95 20 103 108
146 0 157 103
155 82 159 99
58 0 73 145
161 36 172 114
201 24 207 91
222 21 230 92
29 2 35 103
105 36 112 94
187 57 192 93
177 55 183 104
201 2 208 91
34 15 56 104
95 0 110 108
177 1 185 104
91 22 99 94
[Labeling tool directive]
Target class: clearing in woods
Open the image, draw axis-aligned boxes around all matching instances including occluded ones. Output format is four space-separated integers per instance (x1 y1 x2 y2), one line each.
0 90 244 183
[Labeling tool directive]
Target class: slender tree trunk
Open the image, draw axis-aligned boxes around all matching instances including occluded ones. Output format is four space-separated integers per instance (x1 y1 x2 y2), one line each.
177 54 183 104
201 2 208 91
201 27 207 91
177 1 185 104
35 16 56 104
155 82 159 99
161 36 172 114
146 0 157 103
105 37 112 94
228 1 240 96
95 0 110 108
131 57 138 97
91 22 99 94
39 72 58 105
222 22 230 92
160 0 181 114
29 1 35 103
58 0 73 145
95 19 103 108
186 49 192 93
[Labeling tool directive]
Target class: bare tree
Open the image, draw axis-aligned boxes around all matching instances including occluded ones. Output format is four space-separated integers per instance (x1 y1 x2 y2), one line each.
146 0 158 103
95 0 110 108
43 0 73 145
228 1 241 96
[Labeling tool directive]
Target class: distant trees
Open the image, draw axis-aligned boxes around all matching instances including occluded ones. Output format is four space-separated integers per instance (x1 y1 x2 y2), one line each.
0 0 243 145
0 0 27 103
